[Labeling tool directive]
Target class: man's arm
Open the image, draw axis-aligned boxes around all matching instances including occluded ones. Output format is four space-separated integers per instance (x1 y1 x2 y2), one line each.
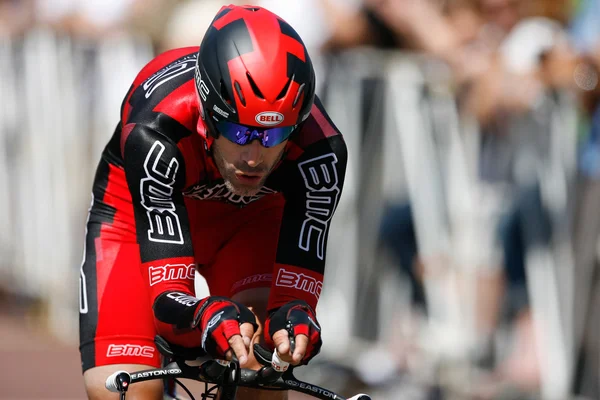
269 136 348 312
265 100 348 364
269 100 348 313
122 124 258 362
121 123 203 347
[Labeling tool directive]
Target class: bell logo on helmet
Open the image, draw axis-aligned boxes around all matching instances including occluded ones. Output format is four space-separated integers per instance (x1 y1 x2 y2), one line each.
255 112 284 126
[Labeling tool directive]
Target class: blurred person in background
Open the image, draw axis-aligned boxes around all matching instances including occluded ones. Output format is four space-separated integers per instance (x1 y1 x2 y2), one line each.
321 0 491 83
78 4 347 400
456 1 582 397
320 0 578 396
320 0 491 334
319 0 496 379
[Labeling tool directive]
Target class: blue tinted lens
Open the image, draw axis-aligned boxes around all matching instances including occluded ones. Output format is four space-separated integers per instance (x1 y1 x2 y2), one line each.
215 121 295 148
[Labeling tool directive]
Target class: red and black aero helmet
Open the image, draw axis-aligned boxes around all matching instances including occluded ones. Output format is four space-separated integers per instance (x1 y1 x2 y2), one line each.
195 4 316 147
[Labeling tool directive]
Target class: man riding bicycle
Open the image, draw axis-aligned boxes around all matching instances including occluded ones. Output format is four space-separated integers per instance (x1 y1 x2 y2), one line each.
79 4 347 400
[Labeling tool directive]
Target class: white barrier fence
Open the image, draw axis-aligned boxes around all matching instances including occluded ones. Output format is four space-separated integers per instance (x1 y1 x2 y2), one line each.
0 29 152 342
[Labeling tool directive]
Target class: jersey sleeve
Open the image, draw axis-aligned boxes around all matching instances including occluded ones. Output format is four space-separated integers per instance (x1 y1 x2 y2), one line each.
122 123 202 347
268 128 348 313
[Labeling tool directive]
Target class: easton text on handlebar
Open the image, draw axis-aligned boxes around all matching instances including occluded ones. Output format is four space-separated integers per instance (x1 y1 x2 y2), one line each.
105 335 371 400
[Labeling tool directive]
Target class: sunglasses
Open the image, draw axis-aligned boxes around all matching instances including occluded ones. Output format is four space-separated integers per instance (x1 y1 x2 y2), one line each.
214 120 297 148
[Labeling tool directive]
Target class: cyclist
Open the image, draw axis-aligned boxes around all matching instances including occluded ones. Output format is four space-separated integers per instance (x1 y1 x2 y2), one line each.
78 4 347 400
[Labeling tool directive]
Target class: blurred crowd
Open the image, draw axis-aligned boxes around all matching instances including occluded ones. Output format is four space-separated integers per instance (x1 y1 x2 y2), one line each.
0 1 599 400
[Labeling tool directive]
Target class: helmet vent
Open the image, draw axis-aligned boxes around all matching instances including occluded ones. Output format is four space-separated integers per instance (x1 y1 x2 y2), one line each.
244 6 260 11
246 72 264 99
293 83 305 108
277 78 292 100
234 81 246 106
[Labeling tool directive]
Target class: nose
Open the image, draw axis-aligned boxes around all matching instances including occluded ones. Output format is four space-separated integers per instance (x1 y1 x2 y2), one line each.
240 140 263 167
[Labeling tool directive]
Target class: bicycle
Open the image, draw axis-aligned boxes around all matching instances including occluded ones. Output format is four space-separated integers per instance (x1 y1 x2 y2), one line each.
106 335 372 400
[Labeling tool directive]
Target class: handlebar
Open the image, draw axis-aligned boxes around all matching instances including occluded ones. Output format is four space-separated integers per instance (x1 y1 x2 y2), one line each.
105 335 371 400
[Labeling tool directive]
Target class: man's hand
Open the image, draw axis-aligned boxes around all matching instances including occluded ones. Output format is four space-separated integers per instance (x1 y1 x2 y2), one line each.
271 328 310 365
192 296 258 367
265 300 322 365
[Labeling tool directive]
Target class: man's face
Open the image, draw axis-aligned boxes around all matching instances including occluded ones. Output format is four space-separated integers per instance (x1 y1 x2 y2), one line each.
212 135 287 197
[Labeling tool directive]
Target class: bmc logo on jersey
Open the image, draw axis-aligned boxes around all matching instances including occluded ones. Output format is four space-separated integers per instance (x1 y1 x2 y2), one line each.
107 344 155 358
231 273 272 292
275 268 322 299
298 153 341 260
140 141 183 244
149 263 195 286
255 112 284 126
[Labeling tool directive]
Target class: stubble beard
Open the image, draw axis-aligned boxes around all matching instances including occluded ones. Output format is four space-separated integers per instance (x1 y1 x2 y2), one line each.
223 173 267 197
212 145 283 197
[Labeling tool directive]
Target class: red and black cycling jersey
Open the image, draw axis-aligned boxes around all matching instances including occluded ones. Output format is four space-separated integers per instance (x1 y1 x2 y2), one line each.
89 47 347 346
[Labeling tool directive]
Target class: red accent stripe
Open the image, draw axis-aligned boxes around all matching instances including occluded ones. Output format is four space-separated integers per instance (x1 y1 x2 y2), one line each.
95 164 136 315
213 6 243 29
290 103 340 150
284 141 304 161
153 80 199 133
311 105 338 139
282 34 305 62
100 164 136 241
120 123 136 159
122 93 133 123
